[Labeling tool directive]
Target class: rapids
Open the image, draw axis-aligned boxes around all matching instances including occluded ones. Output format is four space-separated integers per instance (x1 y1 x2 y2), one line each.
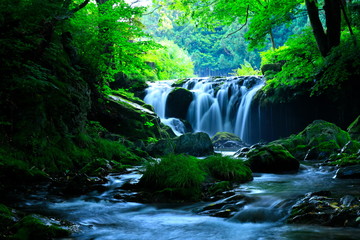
14 163 360 240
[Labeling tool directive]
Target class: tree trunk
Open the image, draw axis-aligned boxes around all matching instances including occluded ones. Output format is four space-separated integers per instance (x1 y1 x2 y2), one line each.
305 0 329 57
324 0 341 49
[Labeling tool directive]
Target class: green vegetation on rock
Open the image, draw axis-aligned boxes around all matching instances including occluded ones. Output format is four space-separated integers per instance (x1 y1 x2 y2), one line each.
199 155 252 182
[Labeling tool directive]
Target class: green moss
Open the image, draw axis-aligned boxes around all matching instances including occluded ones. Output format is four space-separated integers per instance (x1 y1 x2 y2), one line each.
328 153 360 166
12 215 70 240
139 154 205 200
199 155 252 182
211 132 241 143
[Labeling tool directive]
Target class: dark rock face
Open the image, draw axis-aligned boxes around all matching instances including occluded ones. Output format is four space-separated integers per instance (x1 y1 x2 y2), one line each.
261 63 282 75
288 191 360 227
335 165 360 179
146 139 176 157
175 132 214 157
165 88 193 120
246 144 300 173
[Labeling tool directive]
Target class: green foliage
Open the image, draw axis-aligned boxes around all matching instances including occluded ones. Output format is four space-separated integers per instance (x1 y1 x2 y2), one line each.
261 28 322 91
311 31 360 95
139 154 205 199
143 40 195 80
199 155 252 182
232 60 260 76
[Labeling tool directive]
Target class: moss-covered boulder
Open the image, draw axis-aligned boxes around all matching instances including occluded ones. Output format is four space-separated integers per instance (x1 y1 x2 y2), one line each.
211 132 246 150
92 95 168 141
165 88 193 120
175 132 214 157
146 139 176 157
348 115 360 141
272 120 351 161
12 214 71 240
246 144 300 173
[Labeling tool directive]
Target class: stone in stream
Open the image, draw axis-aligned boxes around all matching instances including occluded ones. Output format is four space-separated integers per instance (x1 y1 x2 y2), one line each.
165 87 193 120
245 144 300 173
335 165 360 179
288 191 360 227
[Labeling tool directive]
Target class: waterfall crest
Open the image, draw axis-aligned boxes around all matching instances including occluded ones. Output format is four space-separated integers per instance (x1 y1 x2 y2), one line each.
144 76 264 143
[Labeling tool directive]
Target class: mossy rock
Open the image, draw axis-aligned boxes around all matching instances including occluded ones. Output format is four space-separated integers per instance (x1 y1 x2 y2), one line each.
165 87 193 120
174 132 214 157
300 120 350 148
211 132 245 149
271 120 351 161
12 215 70 240
171 78 191 87
247 144 300 173
146 139 176 157
348 115 360 141
0 204 16 232
305 140 340 160
208 181 232 195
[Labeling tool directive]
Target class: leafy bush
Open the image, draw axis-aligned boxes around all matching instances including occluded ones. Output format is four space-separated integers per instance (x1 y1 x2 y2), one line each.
232 60 260 76
139 154 205 200
199 155 252 182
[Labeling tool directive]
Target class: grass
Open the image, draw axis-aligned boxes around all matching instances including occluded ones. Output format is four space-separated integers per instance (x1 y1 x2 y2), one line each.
199 155 253 182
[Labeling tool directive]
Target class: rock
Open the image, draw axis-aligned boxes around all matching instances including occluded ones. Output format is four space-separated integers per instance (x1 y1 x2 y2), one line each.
146 139 176 157
195 194 253 218
233 147 251 158
246 144 300 173
300 120 350 149
335 165 360 179
340 140 360 154
288 191 360 227
13 214 71 239
165 88 193 120
93 96 168 141
211 132 247 150
175 132 214 157
348 115 360 141
271 120 351 161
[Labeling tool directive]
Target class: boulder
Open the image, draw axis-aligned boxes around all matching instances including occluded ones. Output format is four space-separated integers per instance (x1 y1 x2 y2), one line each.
261 63 282 75
348 115 360 141
246 144 300 173
211 132 247 150
147 132 214 157
175 132 214 157
272 120 351 161
93 95 168 141
165 88 193 120
335 165 360 179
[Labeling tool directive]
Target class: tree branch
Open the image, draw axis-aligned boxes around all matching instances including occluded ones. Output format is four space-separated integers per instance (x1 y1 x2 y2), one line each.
225 5 250 38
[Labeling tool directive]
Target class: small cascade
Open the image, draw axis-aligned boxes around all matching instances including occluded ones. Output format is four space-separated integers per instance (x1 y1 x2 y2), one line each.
144 76 264 143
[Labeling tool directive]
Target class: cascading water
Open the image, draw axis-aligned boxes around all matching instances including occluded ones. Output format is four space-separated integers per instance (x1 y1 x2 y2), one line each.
144 76 264 143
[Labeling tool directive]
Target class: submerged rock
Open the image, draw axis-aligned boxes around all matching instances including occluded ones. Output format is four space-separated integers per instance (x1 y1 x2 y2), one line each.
246 144 300 173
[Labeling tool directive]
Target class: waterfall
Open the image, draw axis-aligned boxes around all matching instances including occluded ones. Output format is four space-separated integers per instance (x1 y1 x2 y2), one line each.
144 76 264 143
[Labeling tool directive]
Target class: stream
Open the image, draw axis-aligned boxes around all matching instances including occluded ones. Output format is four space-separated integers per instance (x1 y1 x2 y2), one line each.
13 162 360 240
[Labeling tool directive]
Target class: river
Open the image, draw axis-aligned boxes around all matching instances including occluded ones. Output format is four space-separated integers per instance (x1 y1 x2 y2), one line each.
14 162 360 240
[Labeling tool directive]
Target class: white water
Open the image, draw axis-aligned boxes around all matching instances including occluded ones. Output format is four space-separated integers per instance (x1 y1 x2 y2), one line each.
17 164 360 240
143 76 264 142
